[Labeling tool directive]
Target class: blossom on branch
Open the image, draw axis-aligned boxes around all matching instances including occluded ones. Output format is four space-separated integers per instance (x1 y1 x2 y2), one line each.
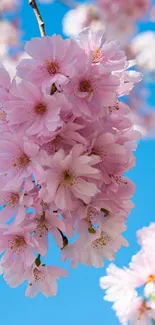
0 27 141 297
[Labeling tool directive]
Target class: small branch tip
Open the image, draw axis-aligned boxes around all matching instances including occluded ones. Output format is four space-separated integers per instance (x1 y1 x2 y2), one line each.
29 0 46 37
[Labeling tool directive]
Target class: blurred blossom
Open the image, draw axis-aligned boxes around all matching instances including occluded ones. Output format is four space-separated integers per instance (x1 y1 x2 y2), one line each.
0 20 19 46
0 0 19 13
130 31 155 73
63 4 105 37
100 222 155 324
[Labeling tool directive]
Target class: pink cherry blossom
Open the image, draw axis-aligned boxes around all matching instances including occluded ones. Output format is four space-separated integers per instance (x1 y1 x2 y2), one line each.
30 211 66 255
0 133 42 187
39 119 87 156
62 4 104 38
25 263 68 298
0 258 68 298
0 27 141 298
0 187 26 224
62 224 128 268
5 79 62 137
100 223 155 324
0 225 38 269
98 0 150 22
39 144 101 210
17 35 81 89
0 65 11 133
96 0 151 45
62 64 119 119
78 28 127 71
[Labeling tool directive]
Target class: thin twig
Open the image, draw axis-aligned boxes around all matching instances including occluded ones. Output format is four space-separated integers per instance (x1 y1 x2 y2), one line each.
29 0 46 37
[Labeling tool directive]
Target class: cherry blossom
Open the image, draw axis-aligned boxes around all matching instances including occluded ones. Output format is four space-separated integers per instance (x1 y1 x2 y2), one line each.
17 35 82 89
100 223 155 324
130 31 155 74
62 4 104 38
0 0 18 13
0 225 38 269
5 79 62 137
0 20 19 46
25 263 68 298
0 28 141 298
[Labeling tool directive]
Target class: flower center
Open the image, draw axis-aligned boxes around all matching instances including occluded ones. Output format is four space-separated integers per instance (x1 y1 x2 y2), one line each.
92 231 110 249
0 111 7 122
45 60 59 75
10 236 26 252
79 79 93 93
42 135 63 154
137 300 147 320
35 102 47 115
5 192 19 208
41 201 51 212
11 193 19 205
147 275 155 283
91 146 106 157
36 220 48 238
93 49 103 63
62 170 74 186
86 207 99 225
110 175 128 185
12 153 30 170
33 268 45 282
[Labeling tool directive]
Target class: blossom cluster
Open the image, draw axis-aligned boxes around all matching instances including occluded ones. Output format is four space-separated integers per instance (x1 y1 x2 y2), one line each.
0 28 141 297
100 222 155 325
61 0 155 138
63 0 151 42
97 0 151 41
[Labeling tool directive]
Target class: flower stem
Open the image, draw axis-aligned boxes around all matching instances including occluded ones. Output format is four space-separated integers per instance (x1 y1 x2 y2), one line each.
29 0 46 37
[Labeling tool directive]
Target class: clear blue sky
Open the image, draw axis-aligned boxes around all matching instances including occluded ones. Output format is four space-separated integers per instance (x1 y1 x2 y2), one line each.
1 1 155 324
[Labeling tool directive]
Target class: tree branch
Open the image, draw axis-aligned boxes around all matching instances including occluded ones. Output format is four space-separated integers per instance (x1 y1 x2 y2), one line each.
29 0 46 37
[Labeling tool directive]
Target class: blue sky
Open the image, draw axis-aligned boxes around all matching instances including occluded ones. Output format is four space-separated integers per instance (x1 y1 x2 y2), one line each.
1 1 155 324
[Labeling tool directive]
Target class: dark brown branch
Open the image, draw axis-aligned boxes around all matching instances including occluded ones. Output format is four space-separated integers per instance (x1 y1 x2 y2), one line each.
29 0 46 37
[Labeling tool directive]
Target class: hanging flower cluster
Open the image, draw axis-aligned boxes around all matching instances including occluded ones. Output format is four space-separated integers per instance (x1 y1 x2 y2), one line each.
100 222 155 325
0 27 141 298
